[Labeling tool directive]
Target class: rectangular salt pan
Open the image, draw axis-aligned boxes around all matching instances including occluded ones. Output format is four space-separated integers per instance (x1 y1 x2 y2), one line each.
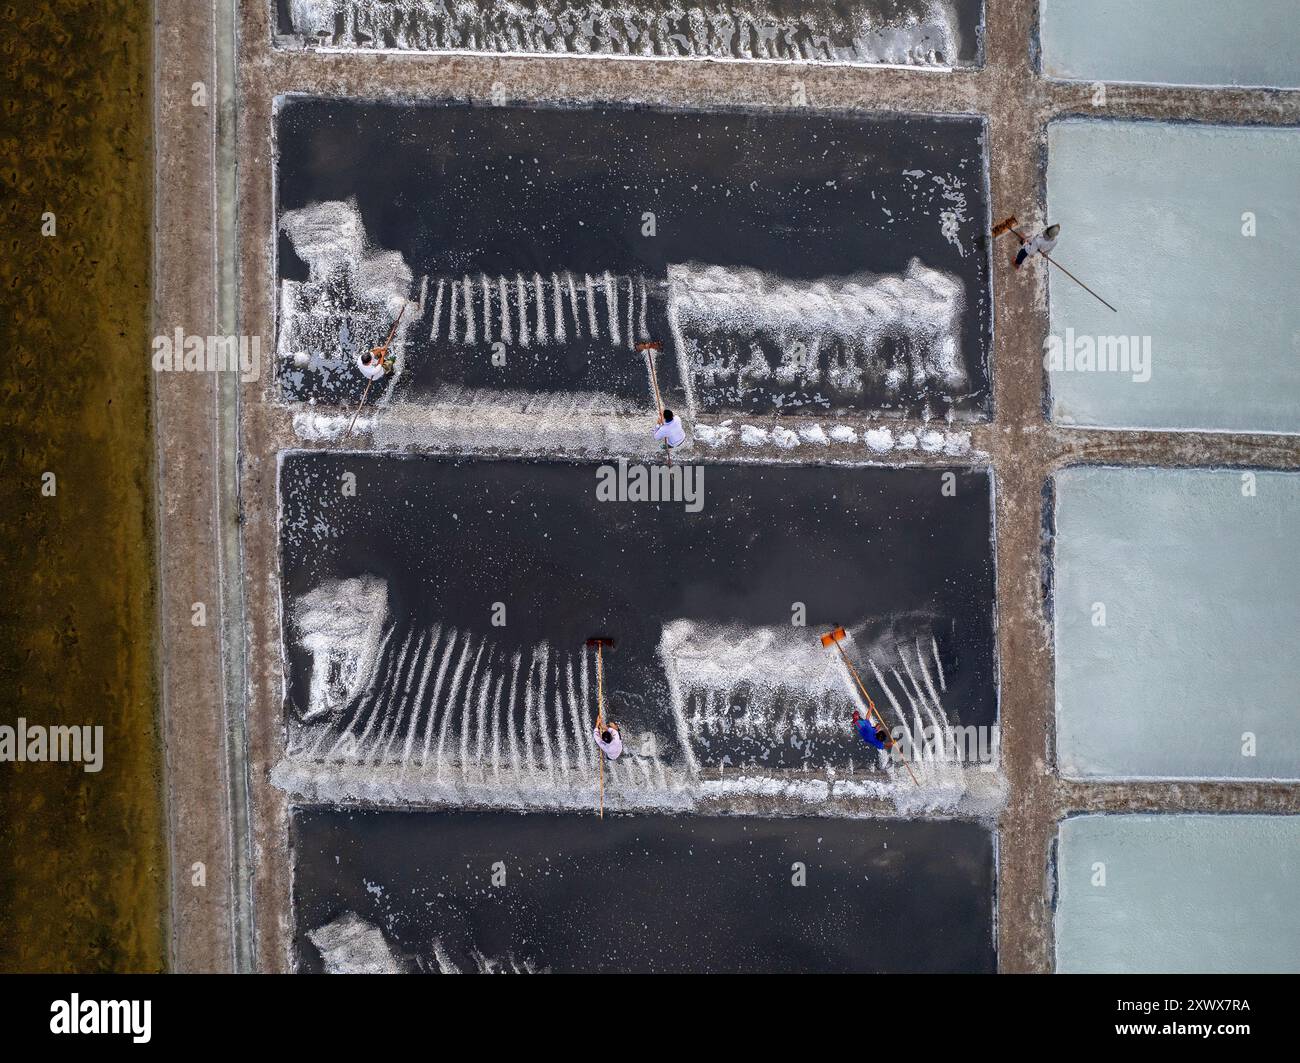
276 0 985 69
1041 0 1300 89
276 98 993 420
277 455 999 807
1053 466 1300 781
1055 815 1300 973
294 809 997 972
1046 120 1300 434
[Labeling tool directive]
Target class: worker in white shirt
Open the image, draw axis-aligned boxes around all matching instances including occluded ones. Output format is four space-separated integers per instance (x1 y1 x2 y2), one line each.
356 344 393 381
1014 223 1061 269
653 408 686 452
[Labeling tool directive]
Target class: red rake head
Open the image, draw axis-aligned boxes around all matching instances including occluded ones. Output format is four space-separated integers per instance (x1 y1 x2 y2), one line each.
585 637 616 651
819 626 847 648
991 215 1019 238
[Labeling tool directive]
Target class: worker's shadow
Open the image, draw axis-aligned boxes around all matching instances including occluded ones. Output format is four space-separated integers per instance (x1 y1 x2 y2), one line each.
604 687 664 757
605 688 647 727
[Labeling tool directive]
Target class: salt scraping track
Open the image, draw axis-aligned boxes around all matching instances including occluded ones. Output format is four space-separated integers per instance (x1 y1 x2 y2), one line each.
276 454 1000 815
274 99 993 418
276 576 995 812
287 241 977 418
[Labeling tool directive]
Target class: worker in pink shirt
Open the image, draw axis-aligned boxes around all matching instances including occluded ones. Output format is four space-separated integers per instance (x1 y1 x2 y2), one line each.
593 720 623 761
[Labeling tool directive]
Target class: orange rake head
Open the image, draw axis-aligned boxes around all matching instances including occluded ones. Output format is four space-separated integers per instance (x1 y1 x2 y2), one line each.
991 215 1019 238
635 341 662 352
819 626 848 648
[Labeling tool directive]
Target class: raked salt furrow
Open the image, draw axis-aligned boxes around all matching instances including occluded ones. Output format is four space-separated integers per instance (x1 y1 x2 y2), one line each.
931 635 947 691
894 650 966 788
565 657 592 776
423 269 651 349
433 635 478 778
398 623 442 773
374 627 430 765
520 649 537 777
439 639 486 779
475 656 501 783
418 628 461 770
353 629 416 760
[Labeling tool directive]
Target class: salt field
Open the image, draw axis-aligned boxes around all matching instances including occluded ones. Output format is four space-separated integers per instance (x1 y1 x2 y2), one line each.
1040 0 1300 89
1053 467 1300 781
117 0 1300 981
1045 119 1300 434
294 809 996 972
1055 815 1300 973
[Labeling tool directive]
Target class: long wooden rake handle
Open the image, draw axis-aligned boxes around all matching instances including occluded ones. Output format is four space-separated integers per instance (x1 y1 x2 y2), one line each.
380 300 408 348
646 349 665 421
1040 251 1118 313
834 642 920 787
344 377 373 439
644 347 672 467
596 642 605 819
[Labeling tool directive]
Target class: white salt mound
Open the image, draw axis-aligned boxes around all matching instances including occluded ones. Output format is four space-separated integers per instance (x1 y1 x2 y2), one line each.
864 428 894 453
308 912 406 974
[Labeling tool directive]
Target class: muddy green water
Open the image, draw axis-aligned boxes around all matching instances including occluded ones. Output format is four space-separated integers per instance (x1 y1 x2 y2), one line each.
0 3 164 971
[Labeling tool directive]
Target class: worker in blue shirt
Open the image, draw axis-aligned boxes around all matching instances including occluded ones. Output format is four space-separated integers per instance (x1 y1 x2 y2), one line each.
852 709 891 751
